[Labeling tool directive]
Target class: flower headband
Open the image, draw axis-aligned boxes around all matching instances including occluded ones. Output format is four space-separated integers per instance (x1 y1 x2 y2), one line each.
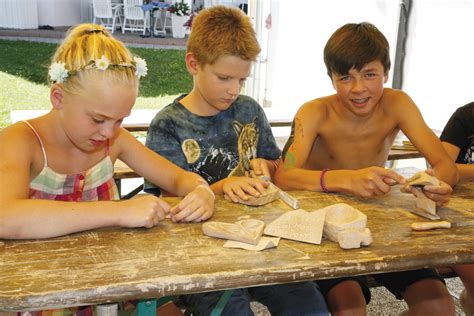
48 55 148 84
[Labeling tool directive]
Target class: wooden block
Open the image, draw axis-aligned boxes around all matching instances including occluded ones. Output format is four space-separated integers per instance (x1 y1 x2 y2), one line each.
405 171 440 187
264 209 326 244
234 185 280 206
412 187 437 215
202 219 265 245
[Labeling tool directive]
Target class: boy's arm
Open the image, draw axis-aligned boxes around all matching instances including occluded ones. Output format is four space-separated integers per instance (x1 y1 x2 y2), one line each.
274 102 332 191
394 91 458 187
391 90 458 204
442 141 474 181
275 101 404 196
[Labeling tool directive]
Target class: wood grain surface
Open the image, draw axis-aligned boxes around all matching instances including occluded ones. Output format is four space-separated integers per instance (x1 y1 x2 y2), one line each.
1 182 472 311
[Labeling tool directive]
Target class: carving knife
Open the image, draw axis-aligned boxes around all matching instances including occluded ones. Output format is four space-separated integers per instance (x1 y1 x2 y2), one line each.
267 182 299 209
252 174 300 209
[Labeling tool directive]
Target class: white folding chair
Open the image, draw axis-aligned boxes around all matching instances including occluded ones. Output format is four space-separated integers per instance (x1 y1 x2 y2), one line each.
122 0 149 35
92 0 122 33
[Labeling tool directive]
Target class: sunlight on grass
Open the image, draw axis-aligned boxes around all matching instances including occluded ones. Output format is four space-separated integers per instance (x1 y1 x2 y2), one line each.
0 71 179 129
0 39 191 129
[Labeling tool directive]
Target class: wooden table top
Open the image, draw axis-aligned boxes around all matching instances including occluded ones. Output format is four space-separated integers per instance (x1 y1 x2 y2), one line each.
1 182 473 311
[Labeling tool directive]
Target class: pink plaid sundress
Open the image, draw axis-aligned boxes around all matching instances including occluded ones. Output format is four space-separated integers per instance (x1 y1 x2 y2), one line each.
20 121 120 315
24 121 119 201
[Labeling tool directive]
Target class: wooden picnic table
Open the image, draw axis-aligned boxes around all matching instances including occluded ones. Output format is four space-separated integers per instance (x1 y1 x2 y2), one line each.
1 181 473 311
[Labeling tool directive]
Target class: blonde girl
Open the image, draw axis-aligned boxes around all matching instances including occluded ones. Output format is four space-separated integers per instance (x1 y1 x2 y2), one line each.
0 24 214 240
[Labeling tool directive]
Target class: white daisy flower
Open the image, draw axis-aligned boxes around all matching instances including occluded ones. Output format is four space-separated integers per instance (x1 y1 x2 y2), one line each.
95 55 110 71
48 62 69 83
133 56 148 79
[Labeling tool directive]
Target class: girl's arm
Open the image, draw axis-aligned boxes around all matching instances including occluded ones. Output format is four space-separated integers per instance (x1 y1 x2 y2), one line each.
117 130 214 222
0 125 169 239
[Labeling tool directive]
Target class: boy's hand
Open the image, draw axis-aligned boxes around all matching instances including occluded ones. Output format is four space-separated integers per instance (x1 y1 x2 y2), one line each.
121 195 170 228
349 167 406 198
222 176 269 203
418 168 452 206
170 185 215 223
248 158 271 178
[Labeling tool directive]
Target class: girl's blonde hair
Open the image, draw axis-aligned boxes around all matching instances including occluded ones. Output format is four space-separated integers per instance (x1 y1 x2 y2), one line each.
51 23 139 95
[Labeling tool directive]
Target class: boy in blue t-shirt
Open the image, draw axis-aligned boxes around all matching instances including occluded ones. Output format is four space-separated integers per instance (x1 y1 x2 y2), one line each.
145 5 328 316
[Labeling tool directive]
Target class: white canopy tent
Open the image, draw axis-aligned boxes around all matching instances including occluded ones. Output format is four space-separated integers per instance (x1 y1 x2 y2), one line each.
247 0 474 131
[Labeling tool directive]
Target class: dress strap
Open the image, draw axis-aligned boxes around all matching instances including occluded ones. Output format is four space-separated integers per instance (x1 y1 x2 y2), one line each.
22 120 48 167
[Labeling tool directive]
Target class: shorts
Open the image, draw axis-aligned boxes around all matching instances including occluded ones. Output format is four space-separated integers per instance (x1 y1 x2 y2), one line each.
181 281 328 315
371 268 446 299
316 276 371 304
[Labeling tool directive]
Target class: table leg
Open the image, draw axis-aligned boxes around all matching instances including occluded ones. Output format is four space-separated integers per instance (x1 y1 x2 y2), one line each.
140 10 154 38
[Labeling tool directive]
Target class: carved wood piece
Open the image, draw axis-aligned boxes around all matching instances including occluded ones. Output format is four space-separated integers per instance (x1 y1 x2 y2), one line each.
233 185 280 206
337 228 373 249
322 203 372 249
224 236 280 251
411 221 451 231
412 187 437 215
404 171 440 187
202 219 265 245
264 209 326 244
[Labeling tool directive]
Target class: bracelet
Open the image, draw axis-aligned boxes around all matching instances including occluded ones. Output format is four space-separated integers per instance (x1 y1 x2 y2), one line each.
320 168 330 193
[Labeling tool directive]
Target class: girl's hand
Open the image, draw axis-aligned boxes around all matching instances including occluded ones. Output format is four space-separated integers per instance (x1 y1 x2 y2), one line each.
120 195 170 228
248 158 271 178
170 185 215 223
222 176 269 203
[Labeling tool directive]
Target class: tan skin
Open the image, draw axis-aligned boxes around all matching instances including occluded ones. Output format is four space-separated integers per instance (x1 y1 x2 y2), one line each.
180 52 280 202
442 142 474 181
275 60 457 204
275 60 457 316
0 77 215 240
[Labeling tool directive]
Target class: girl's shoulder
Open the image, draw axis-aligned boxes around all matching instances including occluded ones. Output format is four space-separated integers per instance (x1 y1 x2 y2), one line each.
1 121 39 146
0 121 41 165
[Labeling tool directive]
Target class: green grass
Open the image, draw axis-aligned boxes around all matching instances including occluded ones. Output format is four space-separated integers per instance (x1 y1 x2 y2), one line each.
0 39 193 129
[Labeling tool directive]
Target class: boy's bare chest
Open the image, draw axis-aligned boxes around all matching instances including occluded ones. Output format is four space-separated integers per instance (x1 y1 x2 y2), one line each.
308 121 398 169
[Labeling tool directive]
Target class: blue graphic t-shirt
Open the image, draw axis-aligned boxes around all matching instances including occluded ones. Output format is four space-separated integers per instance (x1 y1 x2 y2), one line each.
440 102 474 164
144 94 281 194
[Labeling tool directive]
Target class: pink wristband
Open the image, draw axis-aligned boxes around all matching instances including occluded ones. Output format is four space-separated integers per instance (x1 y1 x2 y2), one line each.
320 168 330 193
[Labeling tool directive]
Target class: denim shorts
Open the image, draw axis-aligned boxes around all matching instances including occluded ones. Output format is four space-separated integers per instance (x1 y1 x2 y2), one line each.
181 281 328 315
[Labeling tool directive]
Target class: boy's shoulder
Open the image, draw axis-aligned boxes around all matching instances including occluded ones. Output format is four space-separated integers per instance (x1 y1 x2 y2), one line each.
233 94 261 109
297 95 336 121
150 97 187 123
380 88 411 105
226 95 266 119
